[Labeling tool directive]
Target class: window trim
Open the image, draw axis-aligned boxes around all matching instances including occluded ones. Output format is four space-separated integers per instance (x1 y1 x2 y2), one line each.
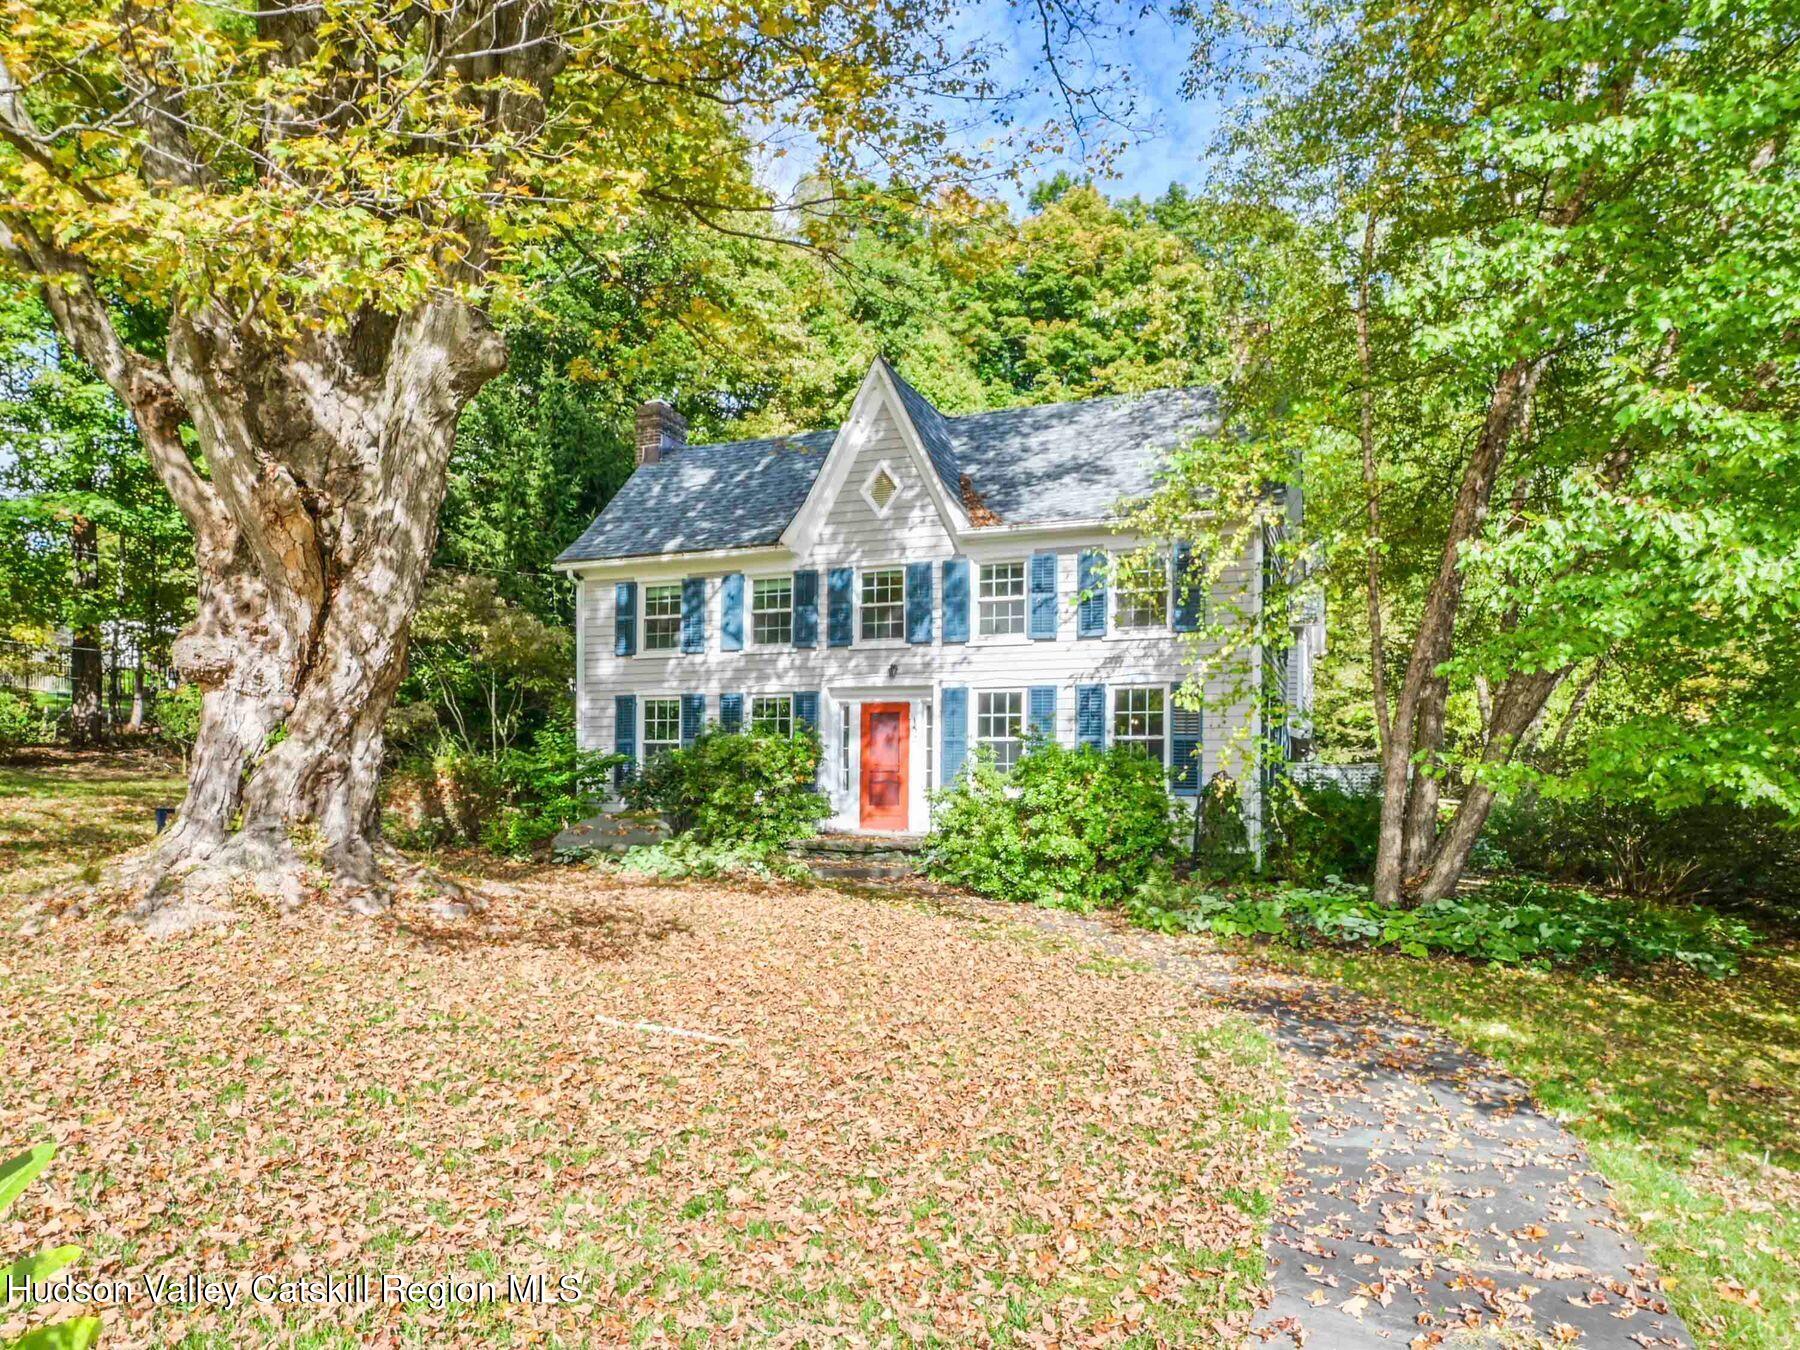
1111 685 1169 767
641 695 682 761
976 559 1028 638
641 582 683 652
858 564 907 642
750 573 795 647
975 688 1026 775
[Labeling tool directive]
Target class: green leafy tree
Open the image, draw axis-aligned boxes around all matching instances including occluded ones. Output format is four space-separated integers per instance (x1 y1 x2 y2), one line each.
1156 0 1800 901
0 299 191 742
0 0 997 920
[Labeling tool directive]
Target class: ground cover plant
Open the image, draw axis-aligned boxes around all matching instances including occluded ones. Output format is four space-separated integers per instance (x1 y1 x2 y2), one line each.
1 757 1288 1347
1253 941 1800 1348
1127 876 1761 976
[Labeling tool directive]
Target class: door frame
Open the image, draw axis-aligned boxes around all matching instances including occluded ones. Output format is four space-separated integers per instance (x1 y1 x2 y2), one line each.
859 701 911 832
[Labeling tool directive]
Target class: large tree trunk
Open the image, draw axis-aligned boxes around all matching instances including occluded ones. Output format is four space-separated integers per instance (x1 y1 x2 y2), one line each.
1371 357 1536 904
67 513 105 747
100 298 507 927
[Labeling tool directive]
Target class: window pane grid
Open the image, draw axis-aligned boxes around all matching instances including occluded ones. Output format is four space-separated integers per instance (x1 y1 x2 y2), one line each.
978 562 1026 636
643 584 682 650
977 690 1024 774
1114 554 1169 630
1112 688 1166 763
751 695 793 737
752 577 793 646
643 697 681 759
861 568 905 640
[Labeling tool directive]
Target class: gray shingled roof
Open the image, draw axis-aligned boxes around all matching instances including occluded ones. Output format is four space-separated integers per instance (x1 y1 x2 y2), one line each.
556 368 1220 564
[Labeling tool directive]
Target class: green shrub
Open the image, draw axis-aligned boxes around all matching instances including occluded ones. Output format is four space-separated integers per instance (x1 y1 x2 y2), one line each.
926 740 1178 909
481 722 620 856
1489 794 1800 911
1124 875 1759 976
623 728 827 846
2 1143 102 1349
1187 772 1254 880
1267 778 1382 883
384 720 618 857
614 838 811 882
155 683 204 760
0 690 33 751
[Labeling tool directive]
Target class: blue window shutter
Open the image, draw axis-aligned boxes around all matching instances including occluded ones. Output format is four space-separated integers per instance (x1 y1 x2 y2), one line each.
613 694 636 790
681 577 706 653
1028 685 1057 743
1029 553 1059 640
941 558 970 644
793 570 819 648
940 686 969 783
1077 551 1106 637
719 693 744 733
794 690 820 733
1173 544 1202 633
720 573 745 651
827 567 854 647
680 693 705 746
614 582 637 657
906 562 934 644
1076 684 1106 748
1172 690 1202 795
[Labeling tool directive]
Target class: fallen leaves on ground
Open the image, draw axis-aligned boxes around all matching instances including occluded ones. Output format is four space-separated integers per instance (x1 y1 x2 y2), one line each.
2 864 1285 1346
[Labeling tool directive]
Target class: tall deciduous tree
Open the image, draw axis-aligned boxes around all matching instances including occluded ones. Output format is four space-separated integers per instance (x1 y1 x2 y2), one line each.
1170 0 1800 901
0 0 987 921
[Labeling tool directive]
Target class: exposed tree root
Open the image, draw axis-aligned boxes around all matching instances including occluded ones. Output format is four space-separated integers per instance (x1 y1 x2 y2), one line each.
21 828 488 938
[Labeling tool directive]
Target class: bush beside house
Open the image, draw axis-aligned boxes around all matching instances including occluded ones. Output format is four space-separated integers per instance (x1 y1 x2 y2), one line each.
926 741 1178 908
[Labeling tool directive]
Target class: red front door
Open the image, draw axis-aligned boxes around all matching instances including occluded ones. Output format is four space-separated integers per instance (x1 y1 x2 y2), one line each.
860 703 910 831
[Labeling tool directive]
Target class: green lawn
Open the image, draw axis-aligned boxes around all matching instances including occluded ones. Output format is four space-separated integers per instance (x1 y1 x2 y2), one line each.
0 750 186 898
1251 940 1800 1348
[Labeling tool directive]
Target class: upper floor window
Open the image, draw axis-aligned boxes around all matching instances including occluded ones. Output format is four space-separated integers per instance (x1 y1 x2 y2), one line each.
643 583 682 650
752 694 793 737
978 562 1026 636
643 697 681 760
1114 553 1169 630
1113 687 1166 763
861 568 905 640
752 577 793 646
977 690 1024 773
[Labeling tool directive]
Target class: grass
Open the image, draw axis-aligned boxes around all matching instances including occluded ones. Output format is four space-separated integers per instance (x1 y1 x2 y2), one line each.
1 753 1289 1347
1252 938 1799 1348
0 748 185 898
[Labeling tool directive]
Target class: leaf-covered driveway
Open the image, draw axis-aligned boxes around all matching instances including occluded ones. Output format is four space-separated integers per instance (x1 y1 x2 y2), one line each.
2 872 1285 1346
961 899 1693 1349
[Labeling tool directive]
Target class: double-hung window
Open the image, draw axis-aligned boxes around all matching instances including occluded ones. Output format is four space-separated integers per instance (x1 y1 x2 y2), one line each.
752 577 793 646
1112 687 1166 764
643 583 682 650
861 568 905 640
752 695 793 737
978 562 1026 636
643 697 681 761
1113 552 1169 631
976 691 1025 773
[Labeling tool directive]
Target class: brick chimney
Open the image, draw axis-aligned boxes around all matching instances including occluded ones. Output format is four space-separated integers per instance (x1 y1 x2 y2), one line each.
634 400 687 467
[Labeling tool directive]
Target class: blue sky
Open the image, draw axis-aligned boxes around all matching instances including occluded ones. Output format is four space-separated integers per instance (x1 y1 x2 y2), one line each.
958 2 1225 204
755 0 1225 212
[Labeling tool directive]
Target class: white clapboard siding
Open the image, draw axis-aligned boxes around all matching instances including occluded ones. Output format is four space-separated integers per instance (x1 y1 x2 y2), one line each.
571 394 1273 830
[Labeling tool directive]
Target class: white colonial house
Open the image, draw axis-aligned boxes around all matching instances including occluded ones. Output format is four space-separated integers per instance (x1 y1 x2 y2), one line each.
553 357 1321 836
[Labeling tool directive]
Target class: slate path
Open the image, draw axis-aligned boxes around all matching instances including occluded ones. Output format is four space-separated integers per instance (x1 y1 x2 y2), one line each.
936 895 1692 1348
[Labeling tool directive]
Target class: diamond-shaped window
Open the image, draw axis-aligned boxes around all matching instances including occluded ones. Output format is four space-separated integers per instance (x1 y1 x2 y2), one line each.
865 465 899 514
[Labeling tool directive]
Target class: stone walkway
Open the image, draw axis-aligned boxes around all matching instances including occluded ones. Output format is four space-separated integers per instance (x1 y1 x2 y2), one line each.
938 896 1692 1348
